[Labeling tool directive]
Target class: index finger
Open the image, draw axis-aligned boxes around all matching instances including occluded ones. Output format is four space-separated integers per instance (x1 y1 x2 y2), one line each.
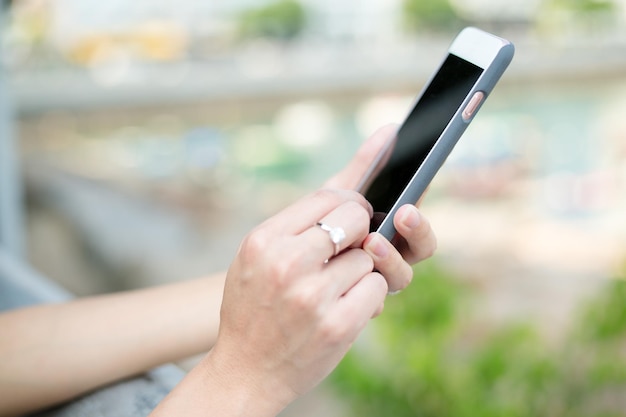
258 188 372 237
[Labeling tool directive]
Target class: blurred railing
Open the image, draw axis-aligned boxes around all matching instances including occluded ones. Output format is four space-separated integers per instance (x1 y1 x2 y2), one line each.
0 8 23 257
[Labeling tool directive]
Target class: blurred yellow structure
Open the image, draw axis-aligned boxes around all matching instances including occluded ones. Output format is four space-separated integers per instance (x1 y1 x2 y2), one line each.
65 22 189 65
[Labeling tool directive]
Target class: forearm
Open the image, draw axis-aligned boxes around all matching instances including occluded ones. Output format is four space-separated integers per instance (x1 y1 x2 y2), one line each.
0 273 225 417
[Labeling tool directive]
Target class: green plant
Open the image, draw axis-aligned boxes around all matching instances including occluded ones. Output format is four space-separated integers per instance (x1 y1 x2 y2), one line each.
537 0 618 35
401 0 463 33
237 0 306 41
331 259 626 416
546 0 616 13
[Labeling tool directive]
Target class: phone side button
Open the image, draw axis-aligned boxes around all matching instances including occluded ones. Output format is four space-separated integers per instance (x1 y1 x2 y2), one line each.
462 91 485 122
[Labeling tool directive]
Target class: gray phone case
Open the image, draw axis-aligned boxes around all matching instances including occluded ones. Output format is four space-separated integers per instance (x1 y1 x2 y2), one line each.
374 28 515 241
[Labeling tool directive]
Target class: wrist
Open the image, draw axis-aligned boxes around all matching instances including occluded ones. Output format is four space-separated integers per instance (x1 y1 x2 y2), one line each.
195 348 296 417
150 348 295 417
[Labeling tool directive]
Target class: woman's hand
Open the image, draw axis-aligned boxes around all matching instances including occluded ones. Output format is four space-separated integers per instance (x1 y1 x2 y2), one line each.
205 188 387 414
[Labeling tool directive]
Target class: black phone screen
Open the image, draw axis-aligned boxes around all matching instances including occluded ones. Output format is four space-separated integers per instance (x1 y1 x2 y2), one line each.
364 54 483 220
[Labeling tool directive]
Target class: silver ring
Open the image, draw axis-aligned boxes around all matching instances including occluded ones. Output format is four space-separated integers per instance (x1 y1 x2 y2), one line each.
316 222 346 257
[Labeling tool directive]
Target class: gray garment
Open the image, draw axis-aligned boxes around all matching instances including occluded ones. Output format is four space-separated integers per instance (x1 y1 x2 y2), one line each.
0 250 184 417
30 366 183 417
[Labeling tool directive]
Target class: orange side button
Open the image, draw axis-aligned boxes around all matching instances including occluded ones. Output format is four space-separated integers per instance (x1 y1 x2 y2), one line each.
462 91 485 122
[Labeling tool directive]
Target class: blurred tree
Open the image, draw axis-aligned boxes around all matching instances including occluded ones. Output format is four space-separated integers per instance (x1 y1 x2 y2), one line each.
548 0 616 13
237 0 306 41
401 0 463 32
331 258 626 416
537 0 618 36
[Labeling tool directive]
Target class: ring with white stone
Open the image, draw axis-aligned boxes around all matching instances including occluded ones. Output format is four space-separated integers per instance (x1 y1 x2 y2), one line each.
315 222 346 257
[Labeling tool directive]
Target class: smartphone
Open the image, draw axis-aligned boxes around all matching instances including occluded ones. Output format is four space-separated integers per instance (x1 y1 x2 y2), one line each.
357 27 514 242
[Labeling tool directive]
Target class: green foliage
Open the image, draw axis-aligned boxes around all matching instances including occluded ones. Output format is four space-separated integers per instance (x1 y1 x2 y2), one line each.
547 0 616 13
401 0 462 32
535 0 619 38
331 259 626 416
577 278 626 342
237 0 306 41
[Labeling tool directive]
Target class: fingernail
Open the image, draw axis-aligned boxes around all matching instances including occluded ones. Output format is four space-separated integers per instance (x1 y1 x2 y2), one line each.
365 233 389 259
401 206 421 229
387 289 402 296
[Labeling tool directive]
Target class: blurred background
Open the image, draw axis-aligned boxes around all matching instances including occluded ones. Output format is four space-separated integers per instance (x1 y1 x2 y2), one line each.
2 0 626 415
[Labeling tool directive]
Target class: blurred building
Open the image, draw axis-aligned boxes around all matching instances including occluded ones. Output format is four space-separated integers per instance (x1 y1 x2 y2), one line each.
5 0 556 67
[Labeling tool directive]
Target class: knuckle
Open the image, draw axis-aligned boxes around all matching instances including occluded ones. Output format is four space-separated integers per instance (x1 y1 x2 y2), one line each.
346 200 371 223
345 248 374 273
372 271 390 294
311 188 340 204
358 249 375 271
239 230 306 289
420 236 438 260
396 265 414 291
240 227 271 262
267 251 300 286
288 286 322 313
318 317 349 345
311 188 368 211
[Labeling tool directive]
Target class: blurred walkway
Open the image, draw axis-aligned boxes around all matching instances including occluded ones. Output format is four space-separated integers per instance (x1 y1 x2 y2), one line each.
11 34 626 115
